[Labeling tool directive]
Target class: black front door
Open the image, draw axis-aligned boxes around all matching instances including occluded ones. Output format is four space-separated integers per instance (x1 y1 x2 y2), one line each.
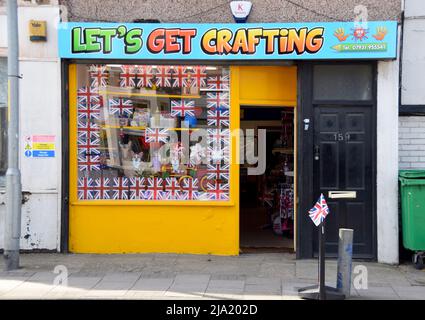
313 105 375 258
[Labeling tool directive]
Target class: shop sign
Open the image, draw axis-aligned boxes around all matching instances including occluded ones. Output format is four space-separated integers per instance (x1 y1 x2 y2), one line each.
58 21 397 60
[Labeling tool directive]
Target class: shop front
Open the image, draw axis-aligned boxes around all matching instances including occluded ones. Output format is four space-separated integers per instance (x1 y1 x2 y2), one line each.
58 21 398 259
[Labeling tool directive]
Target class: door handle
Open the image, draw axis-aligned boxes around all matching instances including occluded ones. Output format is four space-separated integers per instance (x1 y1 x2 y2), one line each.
328 191 357 199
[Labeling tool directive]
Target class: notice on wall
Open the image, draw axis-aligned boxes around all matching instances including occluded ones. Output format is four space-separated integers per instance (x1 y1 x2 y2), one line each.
24 135 56 158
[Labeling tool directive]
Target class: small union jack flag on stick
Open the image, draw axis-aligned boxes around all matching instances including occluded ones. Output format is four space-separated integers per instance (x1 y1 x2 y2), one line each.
206 92 230 111
308 193 330 227
207 74 230 90
89 64 109 88
108 98 134 117
144 128 170 143
171 100 196 117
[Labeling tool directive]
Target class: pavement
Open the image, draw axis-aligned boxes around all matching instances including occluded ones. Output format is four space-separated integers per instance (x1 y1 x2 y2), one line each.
0 253 424 300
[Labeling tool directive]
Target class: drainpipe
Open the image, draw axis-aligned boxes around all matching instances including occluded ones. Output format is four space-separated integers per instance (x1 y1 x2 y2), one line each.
4 0 22 271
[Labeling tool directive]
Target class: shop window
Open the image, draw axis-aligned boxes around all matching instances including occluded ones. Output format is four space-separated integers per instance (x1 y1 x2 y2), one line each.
313 65 373 101
0 58 7 187
75 64 230 201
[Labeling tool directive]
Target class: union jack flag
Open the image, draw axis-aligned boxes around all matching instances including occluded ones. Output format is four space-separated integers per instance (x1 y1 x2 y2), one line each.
119 65 138 87
176 177 199 200
134 65 154 87
207 146 225 165
152 65 174 87
206 92 230 111
95 177 111 199
144 128 169 143
77 120 100 144
112 177 129 200
129 177 146 200
89 64 109 88
146 177 164 200
185 66 207 88
207 109 230 127
108 98 134 117
158 190 172 200
171 100 196 117
77 87 102 121
207 74 230 90
308 193 330 227
207 129 230 147
206 181 229 201
78 153 101 172
77 177 100 200
170 66 191 87
164 177 180 200
138 190 153 200
77 136 100 158
206 164 230 181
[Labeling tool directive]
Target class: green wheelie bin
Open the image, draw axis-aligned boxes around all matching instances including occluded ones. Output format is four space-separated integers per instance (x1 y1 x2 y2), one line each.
399 170 425 270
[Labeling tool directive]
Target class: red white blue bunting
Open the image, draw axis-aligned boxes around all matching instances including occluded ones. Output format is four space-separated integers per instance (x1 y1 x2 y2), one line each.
207 74 230 90
89 64 109 88
206 181 230 201
144 128 170 143
207 109 230 127
108 97 134 117
206 164 230 181
206 92 230 111
112 177 129 200
171 100 196 117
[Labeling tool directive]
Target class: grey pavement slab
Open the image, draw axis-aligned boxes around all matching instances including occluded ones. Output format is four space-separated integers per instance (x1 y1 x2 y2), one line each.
0 253 424 300
126 277 174 298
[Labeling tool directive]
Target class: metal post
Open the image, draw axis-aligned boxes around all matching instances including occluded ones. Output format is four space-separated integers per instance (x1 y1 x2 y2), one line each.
318 221 326 300
336 228 354 298
4 0 22 271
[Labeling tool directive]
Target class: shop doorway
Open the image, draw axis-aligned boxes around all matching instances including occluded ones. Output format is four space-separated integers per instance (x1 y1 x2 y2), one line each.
239 106 295 252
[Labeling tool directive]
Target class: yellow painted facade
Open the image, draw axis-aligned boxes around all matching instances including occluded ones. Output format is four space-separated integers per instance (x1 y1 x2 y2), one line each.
68 64 297 254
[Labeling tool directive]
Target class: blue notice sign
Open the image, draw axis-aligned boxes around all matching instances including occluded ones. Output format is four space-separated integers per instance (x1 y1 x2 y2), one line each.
32 150 55 158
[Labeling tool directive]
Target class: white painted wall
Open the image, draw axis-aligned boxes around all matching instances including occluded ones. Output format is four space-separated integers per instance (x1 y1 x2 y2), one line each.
0 4 61 251
377 56 400 264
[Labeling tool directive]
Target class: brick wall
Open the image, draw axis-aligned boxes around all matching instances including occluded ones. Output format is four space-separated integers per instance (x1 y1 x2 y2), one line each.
399 116 425 169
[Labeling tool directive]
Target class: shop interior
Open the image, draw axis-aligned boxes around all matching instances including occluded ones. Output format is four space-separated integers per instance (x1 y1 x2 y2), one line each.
240 106 295 252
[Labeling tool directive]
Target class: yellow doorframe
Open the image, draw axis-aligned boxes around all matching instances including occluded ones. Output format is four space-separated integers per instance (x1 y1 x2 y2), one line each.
235 65 298 251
